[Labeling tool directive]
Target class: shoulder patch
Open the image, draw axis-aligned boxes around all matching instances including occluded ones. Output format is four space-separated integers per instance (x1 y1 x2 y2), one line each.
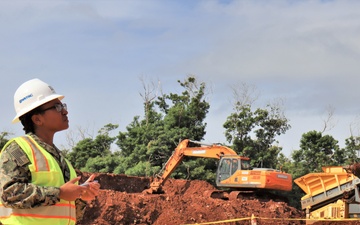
7 148 30 166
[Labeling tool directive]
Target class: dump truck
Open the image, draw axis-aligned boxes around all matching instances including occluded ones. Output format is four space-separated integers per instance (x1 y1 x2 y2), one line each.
294 165 360 224
147 139 292 199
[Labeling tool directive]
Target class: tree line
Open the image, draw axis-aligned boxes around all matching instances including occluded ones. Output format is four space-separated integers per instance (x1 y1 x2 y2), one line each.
1 76 359 208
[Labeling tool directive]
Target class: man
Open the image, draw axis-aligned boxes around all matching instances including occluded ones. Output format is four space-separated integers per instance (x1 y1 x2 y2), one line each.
0 78 100 225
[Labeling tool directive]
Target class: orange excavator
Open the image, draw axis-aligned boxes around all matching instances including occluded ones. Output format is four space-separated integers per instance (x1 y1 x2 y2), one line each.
147 139 292 199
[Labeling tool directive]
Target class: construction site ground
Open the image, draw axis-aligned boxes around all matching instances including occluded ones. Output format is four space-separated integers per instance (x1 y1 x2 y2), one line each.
77 172 360 225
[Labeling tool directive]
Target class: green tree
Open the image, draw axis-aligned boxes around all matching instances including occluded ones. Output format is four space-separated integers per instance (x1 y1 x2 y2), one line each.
291 130 340 177
83 154 121 173
337 136 360 165
67 123 118 170
115 110 164 176
223 84 290 169
115 76 211 180
155 76 209 141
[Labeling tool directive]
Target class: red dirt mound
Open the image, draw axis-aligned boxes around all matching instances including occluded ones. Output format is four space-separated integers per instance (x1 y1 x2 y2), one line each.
76 172 307 225
75 172 360 225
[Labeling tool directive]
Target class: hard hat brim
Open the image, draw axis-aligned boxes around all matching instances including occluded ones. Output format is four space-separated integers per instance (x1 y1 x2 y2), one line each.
12 94 64 123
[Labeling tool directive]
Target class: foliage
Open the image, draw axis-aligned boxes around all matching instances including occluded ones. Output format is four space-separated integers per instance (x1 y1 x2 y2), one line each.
168 158 217 184
291 130 340 177
67 123 118 170
83 155 121 173
223 102 291 169
0 132 10 150
115 108 165 176
339 136 360 165
115 76 210 179
113 156 161 177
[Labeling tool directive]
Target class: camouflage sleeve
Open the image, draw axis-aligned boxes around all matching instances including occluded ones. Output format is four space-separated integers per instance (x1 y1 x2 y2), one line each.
75 198 87 221
0 141 60 209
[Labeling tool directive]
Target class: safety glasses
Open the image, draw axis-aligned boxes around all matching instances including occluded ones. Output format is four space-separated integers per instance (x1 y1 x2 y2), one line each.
41 103 67 113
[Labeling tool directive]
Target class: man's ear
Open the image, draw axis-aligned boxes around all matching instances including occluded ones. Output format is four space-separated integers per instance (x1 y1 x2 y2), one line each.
31 114 43 126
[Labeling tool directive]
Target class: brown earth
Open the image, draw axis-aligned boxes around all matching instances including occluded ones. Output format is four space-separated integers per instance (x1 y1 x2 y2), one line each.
76 172 360 225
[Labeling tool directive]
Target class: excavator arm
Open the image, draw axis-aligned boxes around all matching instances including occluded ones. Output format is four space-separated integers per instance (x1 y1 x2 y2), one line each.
148 139 242 193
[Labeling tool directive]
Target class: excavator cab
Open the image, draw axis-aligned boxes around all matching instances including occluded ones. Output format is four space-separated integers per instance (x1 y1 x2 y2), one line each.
217 156 251 182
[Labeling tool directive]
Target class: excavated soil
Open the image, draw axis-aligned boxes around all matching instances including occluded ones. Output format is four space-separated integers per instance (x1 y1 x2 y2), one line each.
76 172 360 225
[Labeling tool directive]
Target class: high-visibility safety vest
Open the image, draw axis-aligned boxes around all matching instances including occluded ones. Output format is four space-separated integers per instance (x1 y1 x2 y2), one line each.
0 135 77 225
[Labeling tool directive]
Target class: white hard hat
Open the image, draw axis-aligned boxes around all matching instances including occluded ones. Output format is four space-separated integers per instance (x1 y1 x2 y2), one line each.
12 78 64 123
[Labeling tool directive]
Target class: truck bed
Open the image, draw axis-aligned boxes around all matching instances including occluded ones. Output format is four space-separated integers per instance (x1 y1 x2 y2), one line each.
294 166 359 210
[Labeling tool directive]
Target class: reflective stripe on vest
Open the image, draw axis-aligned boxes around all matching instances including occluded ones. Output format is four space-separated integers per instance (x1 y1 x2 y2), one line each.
24 136 50 171
0 135 77 225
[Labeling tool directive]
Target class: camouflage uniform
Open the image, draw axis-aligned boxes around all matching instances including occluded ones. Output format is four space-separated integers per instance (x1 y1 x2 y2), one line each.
0 133 75 209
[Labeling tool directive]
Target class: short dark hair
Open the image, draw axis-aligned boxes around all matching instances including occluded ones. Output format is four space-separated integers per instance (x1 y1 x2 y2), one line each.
19 107 43 134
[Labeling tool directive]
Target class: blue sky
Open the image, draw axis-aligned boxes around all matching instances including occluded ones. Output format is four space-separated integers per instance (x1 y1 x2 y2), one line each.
1 0 360 157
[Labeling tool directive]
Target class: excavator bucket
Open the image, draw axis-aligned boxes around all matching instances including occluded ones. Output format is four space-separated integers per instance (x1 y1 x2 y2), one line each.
143 186 165 194
142 188 155 194
143 179 164 194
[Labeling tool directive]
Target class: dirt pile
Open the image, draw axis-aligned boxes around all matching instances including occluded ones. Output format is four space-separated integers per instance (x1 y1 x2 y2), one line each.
76 172 308 225
75 172 360 225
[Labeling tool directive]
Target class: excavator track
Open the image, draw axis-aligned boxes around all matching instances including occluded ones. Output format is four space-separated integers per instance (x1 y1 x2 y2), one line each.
228 190 254 200
204 190 229 200
203 190 256 200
